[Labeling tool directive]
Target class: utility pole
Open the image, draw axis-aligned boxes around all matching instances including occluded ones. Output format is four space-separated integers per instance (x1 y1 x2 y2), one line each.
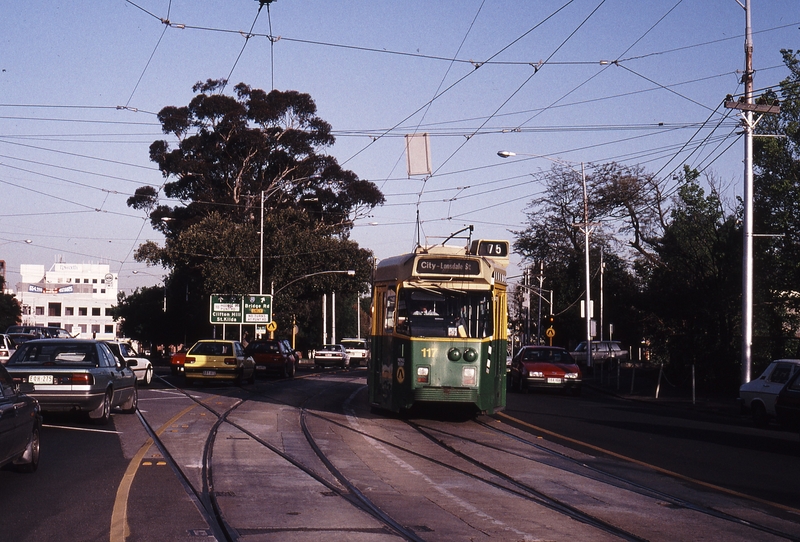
536 262 544 345
725 0 779 384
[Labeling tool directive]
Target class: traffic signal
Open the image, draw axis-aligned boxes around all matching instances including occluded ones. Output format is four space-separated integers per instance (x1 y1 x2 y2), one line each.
546 314 555 325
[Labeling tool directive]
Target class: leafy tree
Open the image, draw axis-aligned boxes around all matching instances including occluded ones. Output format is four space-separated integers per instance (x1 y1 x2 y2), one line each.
752 49 800 364
112 286 169 349
0 276 21 331
643 171 742 390
125 81 383 348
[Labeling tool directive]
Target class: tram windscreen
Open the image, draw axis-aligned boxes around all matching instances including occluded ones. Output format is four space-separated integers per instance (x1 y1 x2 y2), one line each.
395 288 493 338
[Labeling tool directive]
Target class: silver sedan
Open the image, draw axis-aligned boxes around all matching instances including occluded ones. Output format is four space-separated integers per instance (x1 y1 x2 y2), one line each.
5 339 138 425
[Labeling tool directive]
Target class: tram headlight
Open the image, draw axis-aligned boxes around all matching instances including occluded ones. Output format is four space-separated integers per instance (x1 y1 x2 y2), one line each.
447 347 462 361
462 366 477 386
463 348 478 362
417 366 430 383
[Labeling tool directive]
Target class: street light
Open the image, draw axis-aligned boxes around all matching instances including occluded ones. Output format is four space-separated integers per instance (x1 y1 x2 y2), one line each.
498 150 593 367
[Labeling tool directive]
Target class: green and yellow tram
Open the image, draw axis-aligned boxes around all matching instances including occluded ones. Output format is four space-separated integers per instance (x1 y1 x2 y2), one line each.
368 239 509 414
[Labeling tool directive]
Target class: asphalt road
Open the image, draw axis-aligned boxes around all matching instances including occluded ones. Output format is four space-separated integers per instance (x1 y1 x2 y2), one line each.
1 367 798 541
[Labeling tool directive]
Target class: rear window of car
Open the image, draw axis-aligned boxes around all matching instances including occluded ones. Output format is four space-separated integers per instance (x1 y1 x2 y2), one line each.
190 342 232 356
247 342 281 354
9 342 98 365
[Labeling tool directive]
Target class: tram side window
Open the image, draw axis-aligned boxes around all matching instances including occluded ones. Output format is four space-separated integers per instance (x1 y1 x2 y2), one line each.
384 289 396 333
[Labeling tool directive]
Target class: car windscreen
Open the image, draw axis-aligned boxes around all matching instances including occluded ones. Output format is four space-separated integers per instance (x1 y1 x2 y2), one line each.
8 342 98 365
522 349 574 363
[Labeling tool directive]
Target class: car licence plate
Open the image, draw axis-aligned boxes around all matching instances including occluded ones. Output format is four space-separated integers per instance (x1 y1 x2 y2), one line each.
202 370 217 376
547 377 562 384
29 374 53 385
256 365 266 370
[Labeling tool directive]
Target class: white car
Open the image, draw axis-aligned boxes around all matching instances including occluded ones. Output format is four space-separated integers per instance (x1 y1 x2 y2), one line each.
738 359 800 427
0 334 16 364
312 344 350 368
340 338 369 367
106 341 154 386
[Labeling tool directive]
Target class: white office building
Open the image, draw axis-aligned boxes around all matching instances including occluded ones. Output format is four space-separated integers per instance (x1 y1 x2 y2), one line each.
15 263 119 339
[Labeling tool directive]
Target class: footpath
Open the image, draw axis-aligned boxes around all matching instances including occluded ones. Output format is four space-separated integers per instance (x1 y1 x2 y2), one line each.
582 362 742 419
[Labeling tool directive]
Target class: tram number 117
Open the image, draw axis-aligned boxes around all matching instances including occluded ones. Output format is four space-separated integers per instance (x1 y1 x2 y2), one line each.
420 348 437 358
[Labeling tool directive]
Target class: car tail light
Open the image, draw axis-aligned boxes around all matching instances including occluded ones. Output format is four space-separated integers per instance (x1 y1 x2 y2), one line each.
185 357 196 364
417 366 430 383
223 357 237 365
462 366 477 386
69 374 93 385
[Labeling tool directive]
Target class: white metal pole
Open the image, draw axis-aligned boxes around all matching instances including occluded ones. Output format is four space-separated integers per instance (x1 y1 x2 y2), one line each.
332 291 337 344
259 191 264 296
322 293 327 345
582 163 592 368
742 0 754 384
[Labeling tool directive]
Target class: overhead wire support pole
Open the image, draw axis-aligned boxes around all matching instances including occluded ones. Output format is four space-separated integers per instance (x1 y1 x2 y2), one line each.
724 0 779 384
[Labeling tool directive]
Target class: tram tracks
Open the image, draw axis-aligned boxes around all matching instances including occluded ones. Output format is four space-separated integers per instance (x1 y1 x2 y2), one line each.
139 373 421 541
135 373 800 541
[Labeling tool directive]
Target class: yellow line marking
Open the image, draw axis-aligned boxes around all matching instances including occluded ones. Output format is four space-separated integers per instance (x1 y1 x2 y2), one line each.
497 411 800 515
110 403 199 542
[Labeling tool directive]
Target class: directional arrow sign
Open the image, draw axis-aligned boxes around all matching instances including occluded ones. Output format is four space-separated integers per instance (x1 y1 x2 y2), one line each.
244 294 272 324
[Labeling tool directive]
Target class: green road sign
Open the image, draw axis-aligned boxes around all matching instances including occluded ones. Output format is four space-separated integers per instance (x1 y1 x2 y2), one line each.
210 294 244 324
244 294 272 324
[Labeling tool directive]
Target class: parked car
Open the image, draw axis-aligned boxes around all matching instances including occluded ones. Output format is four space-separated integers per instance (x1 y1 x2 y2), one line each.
571 341 629 365
341 338 369 367
106 341 154 386
183 340 255 384
5 339 138 425
0 363 41 472
775 370 800 433
5 325 73 339
312 344 349 368
509 346 582 395
0 333 16 364
245 339 296 378
170 348 187 377
738 359 800 427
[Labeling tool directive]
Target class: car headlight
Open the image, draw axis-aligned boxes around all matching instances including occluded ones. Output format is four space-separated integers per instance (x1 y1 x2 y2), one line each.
565 372 579 379
531 371 544 378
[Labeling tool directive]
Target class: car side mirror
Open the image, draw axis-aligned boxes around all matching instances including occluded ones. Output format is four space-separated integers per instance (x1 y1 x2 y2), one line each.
127 360 138 368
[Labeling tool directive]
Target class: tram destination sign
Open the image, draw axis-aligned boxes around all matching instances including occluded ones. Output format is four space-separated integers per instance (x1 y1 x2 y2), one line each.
210 294 273 324
415 258 481 276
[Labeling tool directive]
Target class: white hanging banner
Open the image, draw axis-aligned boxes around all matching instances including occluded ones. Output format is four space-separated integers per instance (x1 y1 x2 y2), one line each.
405 133 432 176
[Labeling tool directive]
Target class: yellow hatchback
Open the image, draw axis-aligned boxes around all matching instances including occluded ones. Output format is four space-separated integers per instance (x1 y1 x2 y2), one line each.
184 340 255 384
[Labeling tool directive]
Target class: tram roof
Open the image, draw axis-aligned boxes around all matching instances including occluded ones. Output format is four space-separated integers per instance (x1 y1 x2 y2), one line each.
375 244 507 285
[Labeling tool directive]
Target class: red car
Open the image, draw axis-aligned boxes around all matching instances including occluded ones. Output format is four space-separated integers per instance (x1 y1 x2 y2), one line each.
509 346 582 395
170 349 187 377
245 340 296 378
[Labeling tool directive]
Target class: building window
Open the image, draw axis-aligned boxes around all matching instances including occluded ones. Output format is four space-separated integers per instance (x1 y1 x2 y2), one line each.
104 325 114 334
35 306 45 316
79 324 87 333
105 308 113 316
92 307 101 316
48 303 62 317
65 307 74 316
92 279 98 284
75 278 80 283
79 307 88 316
91 324 100 334
83 279 89 283
65 324 73 334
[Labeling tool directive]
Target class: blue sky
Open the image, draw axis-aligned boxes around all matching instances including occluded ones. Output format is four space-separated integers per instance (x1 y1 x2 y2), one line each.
0 0 797 291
